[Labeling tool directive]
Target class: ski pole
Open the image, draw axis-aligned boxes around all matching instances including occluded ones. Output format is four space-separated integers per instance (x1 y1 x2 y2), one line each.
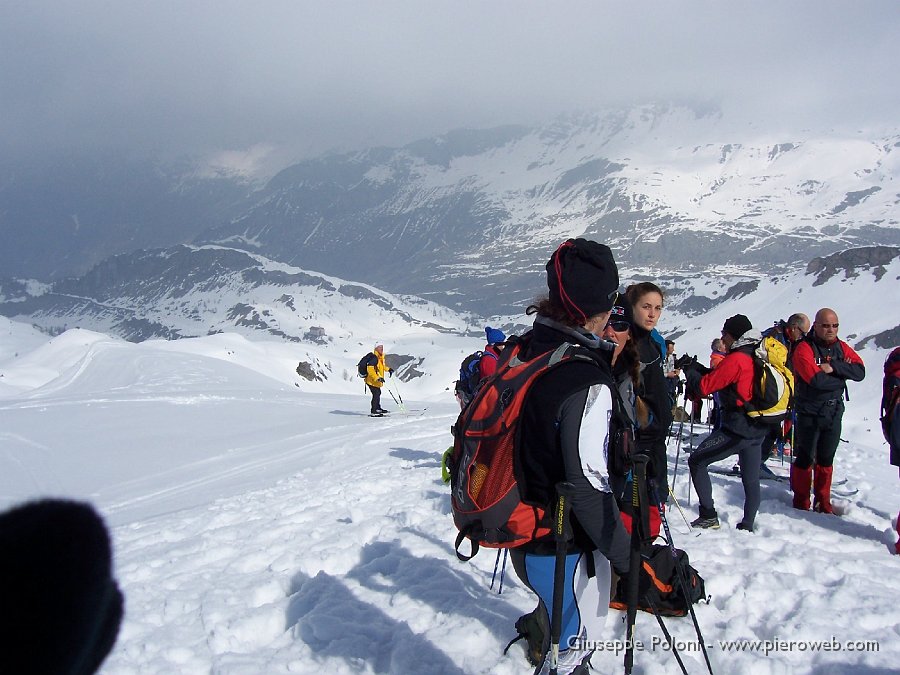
671 436 683 496
394 384 404 405
790 409 796 465
777 432 785 468
490 549 502 592
670 390 687 492
647 597 689 675
624 455 649 675
489 549 508 594
549 482 575 675
387 378 407 412
667 487 695 536
650 482 715 675
688 397 696 446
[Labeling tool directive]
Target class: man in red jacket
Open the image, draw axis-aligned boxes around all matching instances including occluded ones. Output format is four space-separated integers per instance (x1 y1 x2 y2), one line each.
790 308 865 513
680 314 767 531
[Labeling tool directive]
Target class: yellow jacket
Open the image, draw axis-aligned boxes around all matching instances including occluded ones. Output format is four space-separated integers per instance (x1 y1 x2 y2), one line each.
365 351 388 387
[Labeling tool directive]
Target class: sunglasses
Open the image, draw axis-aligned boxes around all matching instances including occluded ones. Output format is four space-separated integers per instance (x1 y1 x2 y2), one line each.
818 323 839 329
606 320 630 332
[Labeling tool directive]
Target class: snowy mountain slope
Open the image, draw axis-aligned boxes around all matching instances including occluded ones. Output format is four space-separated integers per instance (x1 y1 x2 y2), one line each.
0 310 897 674
2 105 899 317
1 242 896 405
656 247 900 360
194 105 900 312
0 244 496 391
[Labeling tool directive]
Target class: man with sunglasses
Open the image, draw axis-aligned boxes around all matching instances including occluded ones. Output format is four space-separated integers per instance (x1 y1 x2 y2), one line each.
790 308 865 513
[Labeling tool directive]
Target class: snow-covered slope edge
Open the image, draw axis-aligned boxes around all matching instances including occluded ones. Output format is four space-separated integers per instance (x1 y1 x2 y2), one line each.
0 310 897 674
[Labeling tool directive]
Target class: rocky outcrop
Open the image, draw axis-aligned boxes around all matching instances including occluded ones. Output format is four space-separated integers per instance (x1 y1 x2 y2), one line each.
807 246 900 286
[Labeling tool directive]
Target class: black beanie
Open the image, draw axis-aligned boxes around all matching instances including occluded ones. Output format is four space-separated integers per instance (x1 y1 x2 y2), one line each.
722 314 753 340
546 238 619 323
0 500 124 675
608 297 634 327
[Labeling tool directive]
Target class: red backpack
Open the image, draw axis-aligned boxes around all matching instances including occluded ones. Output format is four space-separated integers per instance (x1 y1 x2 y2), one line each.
449 336 604 560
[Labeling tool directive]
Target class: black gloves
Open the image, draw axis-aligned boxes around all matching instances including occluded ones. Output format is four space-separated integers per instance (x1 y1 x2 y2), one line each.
388 369 394 377
693 361 712 376
676 354 711 376
377 377 385 384
674 354 694 370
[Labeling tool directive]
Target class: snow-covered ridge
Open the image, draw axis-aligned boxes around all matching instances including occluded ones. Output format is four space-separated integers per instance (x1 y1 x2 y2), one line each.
191 104 900 313
2 104 899 316
1 243 896 404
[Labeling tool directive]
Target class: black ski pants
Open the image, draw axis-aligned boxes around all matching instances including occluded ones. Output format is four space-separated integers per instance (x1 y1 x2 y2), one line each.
793 406 844 470
367 384 382 414
760 425 781 462
688 428 766 527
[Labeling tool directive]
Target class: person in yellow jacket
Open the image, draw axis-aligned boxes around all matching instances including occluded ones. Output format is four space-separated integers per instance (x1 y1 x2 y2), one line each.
365 344 393 415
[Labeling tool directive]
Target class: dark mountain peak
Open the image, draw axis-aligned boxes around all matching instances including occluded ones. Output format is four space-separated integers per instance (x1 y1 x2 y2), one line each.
807 245 900 286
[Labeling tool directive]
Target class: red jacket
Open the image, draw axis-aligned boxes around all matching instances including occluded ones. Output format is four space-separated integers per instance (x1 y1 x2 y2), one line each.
696 350 755 404
792 337 865 413
478 344 502 380
687 347 761 438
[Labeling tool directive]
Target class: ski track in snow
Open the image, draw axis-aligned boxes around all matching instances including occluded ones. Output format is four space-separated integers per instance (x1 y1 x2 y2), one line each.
102 416 900 675
107 414 497 675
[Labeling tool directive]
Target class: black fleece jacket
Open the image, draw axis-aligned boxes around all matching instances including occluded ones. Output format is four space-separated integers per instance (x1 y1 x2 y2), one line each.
516 318 630 574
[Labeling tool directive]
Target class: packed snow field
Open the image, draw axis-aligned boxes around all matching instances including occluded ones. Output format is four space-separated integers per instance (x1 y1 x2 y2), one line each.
1 308 898 673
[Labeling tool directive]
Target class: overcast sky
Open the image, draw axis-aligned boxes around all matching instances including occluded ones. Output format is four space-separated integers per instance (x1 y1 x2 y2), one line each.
2 1 899 171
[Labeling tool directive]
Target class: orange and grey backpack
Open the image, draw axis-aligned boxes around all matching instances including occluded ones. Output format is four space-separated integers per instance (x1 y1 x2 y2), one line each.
448 334 613 561
609 544 707 617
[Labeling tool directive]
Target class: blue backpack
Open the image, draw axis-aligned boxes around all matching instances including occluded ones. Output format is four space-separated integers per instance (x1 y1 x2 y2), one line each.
455 351 485 407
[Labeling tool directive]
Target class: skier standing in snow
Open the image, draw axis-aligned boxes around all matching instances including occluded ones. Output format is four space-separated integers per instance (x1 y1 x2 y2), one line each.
790 309 865 513
478 326 506 381
680 314 767 531
779 313 811 365
664 339 681 408
602 296 648 501
509 238 630 675
624 282 673 498
364 344 393 416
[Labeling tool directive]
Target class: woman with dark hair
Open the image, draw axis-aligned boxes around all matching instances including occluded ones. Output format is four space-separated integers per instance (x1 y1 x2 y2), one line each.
602 297 656 539
624 282 673 499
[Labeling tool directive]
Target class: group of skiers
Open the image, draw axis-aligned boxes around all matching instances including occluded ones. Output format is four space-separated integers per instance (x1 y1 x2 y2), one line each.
447 236 895 675
676 306 867 531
